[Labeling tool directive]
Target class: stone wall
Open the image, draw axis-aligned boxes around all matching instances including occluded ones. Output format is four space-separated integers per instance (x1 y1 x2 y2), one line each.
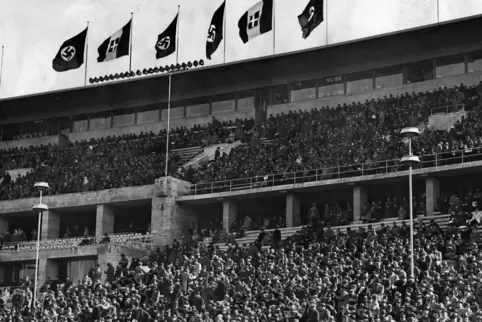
0 185 155 214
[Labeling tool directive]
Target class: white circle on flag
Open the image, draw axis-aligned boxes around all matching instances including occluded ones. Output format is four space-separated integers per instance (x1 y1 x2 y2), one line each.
207 25 216 43
157 37 171 50
61 46 76 62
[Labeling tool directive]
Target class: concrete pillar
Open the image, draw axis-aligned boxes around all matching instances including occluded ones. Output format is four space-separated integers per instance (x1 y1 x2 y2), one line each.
0 216 9 234
425 177 440 216
37 258 59 286
286 194 300 227
41 210 60 240
353 186 367 222
151 196 186 246
96 204 115 240
223 200 237 232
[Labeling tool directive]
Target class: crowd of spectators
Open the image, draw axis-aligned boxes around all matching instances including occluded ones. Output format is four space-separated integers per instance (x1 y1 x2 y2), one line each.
1 214 482 321
0 83 479 200
187 84 478 193
0 116 257 200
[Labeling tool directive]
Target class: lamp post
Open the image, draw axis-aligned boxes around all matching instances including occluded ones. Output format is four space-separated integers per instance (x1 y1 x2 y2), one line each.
32 182 50 307
400 127 420 278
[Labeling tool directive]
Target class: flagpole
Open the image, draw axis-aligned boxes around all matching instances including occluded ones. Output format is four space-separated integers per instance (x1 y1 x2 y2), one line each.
272 0 276 55
325 0 328 45
223 0 227 64
129 12 134 73
176 5 180 65
165 73 172 177
84 22 89 86
437 0 440 23
0 46 4 90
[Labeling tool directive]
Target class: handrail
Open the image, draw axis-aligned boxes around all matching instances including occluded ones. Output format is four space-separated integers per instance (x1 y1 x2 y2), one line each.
430 103 464 116
189 147 482 195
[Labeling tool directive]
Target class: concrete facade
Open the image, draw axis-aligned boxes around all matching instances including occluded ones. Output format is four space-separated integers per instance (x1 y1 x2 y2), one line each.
0 185 154 214
426 177 440 216
151 177 196 246
0 216 9 234
223 200 237 232
353 186 368 222
286 194 300 228
41 210 60 240
96 205 115 239
37 258 59 286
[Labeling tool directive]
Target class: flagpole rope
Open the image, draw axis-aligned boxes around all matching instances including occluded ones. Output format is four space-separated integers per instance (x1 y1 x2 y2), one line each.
84 22 89 86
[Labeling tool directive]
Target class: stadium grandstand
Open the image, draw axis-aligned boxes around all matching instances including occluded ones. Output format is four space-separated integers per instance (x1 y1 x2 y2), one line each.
1 15 482 322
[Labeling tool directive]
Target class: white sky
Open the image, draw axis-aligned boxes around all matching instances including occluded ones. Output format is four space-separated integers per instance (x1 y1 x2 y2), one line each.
0 0 480 99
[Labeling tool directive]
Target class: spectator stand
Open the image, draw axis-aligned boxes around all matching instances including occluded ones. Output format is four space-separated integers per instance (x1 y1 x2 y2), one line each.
189 148 482 195
214 213 451 250
0 232 157 254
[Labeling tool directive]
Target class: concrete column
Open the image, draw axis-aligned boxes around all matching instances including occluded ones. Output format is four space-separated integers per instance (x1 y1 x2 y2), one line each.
37 258 59 286
286 194 300 227
0 216 9 234
425 177 440 216
96 204 115 240
151 196 186 246
223 200 237 232
41 210 60 240
353 186 367 222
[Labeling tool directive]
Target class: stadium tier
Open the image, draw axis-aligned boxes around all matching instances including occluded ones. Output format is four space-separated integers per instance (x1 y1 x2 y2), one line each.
1 16 482 321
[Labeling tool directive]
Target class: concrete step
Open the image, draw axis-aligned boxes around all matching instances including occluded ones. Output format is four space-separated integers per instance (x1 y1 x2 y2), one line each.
213 215 451 248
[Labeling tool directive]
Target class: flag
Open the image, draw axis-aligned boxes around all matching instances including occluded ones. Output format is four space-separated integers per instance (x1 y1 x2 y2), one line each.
298 0 324 39
206 1 225 60
97 19 131 63
155 14 178 59
52 28 88 72
238 0 273 44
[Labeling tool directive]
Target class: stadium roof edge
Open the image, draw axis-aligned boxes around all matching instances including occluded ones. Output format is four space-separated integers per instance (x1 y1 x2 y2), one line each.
1 13 482 104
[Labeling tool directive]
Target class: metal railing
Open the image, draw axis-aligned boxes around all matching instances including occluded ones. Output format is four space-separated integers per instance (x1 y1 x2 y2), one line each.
190 148 482 195
0 233 156 253
430 104 464 115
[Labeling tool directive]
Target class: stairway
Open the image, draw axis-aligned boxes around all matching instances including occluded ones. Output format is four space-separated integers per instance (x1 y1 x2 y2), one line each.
182 141 243 169
428 108 466 131
172 146 204 165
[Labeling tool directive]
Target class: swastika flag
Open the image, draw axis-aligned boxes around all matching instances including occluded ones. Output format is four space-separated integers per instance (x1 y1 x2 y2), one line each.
155 14 178 60
97 19 131 63
238 0 273 44
298 0 324 39
52 27 88 72
206 1 225 60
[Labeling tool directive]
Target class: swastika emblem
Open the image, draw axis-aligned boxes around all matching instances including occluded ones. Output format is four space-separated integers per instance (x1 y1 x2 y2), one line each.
207 25 216 43
248 11 260 29
308 6 315 22
108 38 120 52
157 36 171 50
61 46 76 62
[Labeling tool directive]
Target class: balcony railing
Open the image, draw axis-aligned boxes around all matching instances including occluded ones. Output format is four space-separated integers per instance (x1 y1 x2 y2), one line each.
0 233 155 253
190 148 482 195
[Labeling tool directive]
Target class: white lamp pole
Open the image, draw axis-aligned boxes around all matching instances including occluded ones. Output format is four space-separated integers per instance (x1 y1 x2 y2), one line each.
32 182 50 308
400 127 420 278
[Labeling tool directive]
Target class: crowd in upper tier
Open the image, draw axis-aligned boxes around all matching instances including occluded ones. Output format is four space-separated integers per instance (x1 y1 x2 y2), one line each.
1 215 482 321
185 84 479 191
0 83 480 200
